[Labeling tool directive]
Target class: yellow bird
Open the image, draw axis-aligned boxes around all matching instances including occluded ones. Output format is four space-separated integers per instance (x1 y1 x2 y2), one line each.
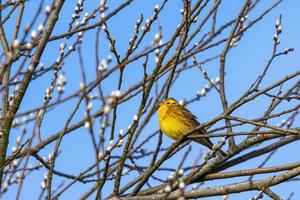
158 98 226 158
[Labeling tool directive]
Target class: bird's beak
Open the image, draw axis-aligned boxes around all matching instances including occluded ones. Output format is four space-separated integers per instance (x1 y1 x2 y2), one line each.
159 100 164 106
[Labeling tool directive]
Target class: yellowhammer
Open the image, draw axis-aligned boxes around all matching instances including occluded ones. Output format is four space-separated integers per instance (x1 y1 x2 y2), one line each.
158 98 226 158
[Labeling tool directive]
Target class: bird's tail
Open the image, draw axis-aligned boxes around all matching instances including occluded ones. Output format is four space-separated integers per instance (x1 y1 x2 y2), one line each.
195 138 227 158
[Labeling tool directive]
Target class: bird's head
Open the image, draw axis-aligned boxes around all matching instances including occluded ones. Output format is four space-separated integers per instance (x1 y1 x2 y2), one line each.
159 98 179 107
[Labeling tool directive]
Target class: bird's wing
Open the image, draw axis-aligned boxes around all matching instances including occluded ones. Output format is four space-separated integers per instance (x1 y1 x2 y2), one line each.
180 106 200 125
180 105 210 134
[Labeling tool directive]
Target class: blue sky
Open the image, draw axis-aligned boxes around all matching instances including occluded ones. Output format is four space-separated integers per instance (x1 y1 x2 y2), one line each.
2 0 300 199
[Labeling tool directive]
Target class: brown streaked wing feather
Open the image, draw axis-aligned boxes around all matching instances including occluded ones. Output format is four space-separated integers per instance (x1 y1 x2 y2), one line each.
180 106 200 124
167 106 198 128
178 106 216 148
171 105 227 158
179 106 203 132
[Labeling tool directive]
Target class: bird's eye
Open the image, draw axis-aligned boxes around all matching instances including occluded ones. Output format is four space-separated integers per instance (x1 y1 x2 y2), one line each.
166 102 170 105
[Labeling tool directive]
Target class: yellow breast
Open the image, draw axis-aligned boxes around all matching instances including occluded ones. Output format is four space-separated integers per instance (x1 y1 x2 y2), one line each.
158 105 193 140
